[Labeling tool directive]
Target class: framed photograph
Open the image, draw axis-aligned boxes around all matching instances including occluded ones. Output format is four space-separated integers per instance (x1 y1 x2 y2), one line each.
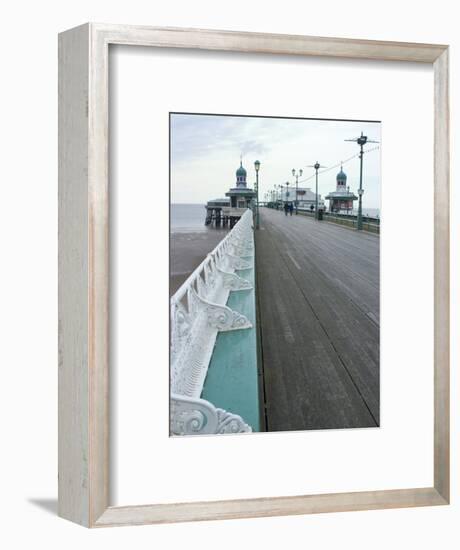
169 112 381 436
58 23 450 527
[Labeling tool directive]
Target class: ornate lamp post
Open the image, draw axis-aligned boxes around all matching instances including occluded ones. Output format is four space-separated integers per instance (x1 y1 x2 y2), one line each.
281 181 289 209
254 160 261 229
307 161 326 220
345 132 379 230
292 168 303 214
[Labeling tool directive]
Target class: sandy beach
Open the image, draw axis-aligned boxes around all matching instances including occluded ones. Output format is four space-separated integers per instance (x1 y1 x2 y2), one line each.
170 229 228 295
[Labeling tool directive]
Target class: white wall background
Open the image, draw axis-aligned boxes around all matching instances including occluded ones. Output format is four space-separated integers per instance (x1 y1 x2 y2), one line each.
113 45 434 506
0 0 457 548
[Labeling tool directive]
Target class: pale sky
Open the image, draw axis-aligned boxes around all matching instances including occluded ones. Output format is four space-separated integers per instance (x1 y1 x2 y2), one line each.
170 113 381 209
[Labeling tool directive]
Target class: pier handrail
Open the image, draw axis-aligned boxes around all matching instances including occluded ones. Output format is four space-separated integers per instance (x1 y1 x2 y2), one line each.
173 214 250 303
170 209 255 435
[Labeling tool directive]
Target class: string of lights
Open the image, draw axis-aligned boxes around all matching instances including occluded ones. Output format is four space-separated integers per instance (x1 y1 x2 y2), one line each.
297 145 380 185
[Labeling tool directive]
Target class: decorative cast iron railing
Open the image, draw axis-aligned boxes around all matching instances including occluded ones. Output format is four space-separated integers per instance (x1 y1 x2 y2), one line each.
170 209 255 436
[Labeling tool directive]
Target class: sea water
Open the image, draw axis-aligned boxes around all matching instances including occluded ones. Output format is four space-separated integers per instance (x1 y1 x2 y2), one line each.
170 203 208 233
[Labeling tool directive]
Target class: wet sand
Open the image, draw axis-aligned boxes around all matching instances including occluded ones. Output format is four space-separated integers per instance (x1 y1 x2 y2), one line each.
170 229 228 296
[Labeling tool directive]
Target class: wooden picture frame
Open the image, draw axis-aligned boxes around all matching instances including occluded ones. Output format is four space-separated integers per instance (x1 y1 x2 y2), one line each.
58 23 450 528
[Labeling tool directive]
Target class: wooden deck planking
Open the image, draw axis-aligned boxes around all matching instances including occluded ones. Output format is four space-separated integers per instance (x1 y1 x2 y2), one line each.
256 208 380 431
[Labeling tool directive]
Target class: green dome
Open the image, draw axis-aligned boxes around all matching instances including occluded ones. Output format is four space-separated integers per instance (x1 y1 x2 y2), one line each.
236 163 247 177
337 168 347 181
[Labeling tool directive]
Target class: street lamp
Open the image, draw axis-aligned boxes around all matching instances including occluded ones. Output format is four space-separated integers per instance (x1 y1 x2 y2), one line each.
307 162 327 220
345 132 379 230
286 181 289 215
254 160 261 229
292 168 303 214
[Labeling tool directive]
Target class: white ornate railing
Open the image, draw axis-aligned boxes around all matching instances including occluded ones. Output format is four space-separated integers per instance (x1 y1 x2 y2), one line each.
170 209 255 436
170 394 252 436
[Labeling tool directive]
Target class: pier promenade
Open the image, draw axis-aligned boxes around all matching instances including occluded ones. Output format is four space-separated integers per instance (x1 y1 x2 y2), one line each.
256 207 380 431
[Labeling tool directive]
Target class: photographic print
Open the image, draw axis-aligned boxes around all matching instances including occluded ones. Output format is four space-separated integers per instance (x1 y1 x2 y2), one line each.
170 113 380 436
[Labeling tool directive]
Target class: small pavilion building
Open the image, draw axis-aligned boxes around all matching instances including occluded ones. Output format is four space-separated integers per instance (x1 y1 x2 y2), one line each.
205 158 256 227
294 187 325 210
326 166 358 214
225 159 256 209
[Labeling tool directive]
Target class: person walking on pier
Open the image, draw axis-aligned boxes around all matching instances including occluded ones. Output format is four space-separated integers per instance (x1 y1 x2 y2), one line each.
284 202 289 216
289 202 294 216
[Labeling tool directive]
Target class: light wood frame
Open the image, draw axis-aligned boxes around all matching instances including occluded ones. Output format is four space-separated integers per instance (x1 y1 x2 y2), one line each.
58 23 450 528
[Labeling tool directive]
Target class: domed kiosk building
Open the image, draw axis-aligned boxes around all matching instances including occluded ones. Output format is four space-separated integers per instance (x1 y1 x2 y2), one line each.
205 158 256 228
326 166 358 214
225 160 257 210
